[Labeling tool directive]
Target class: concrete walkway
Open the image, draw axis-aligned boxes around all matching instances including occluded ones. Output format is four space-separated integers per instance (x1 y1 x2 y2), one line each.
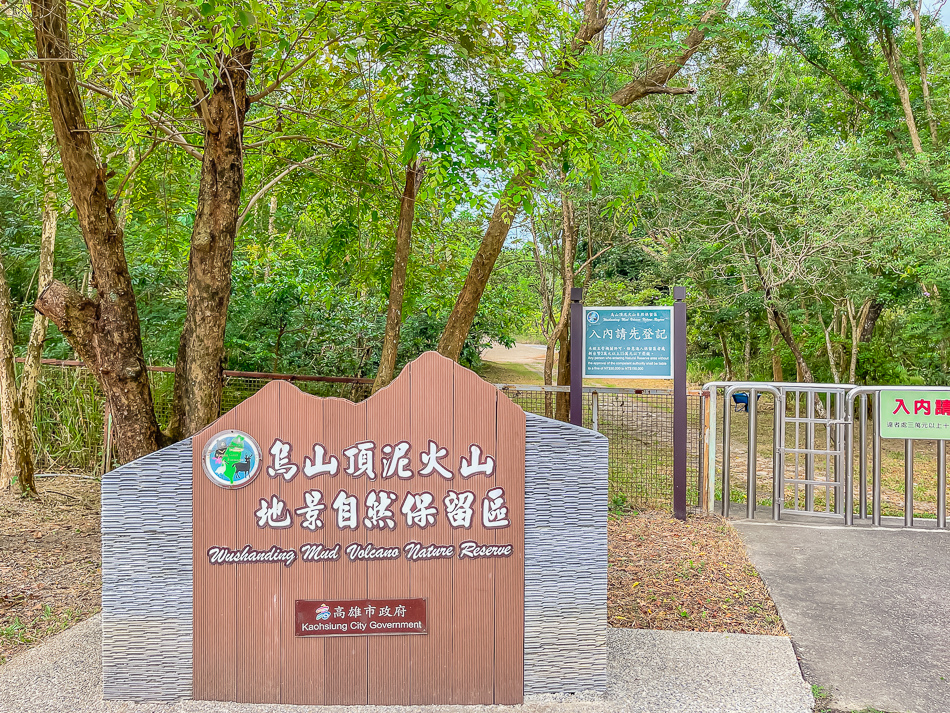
735 517 950 713
0 615 813 713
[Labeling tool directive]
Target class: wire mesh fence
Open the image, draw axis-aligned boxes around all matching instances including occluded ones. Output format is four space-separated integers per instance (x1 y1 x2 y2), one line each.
31 363 108 475
25 362 365 476
496 385 704 510
24 362 701 512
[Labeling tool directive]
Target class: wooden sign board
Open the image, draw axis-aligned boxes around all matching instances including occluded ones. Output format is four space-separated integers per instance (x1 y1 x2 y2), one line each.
192 352 525 705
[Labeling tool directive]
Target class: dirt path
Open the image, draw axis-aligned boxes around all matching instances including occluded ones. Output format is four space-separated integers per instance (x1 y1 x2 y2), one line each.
0 477 101 665
481 341 681 390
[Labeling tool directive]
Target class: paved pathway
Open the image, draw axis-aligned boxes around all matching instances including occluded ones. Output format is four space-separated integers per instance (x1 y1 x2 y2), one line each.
735 518 950 713
0 615 813 713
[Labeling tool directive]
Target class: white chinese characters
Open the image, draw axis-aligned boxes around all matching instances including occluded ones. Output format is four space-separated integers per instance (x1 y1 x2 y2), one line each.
482 487 510 529
267 439 298 481
401 491 438 529
254 438 497 483
243 437 514 536
459 444 495 478
303 443 339 478
256 495 292 529
364 490 398 530
444 490 475 528
294 490 326 531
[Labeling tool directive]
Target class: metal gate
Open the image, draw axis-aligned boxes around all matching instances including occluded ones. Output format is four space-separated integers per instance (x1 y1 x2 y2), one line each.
705 382 851 520
775 384 851 519
701 381 950 527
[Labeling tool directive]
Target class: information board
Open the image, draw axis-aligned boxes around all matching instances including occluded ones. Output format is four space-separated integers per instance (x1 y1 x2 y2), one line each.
878 389 950 439
583 306 673 379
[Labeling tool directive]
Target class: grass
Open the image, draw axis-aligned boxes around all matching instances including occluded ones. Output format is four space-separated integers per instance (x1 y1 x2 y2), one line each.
475 361 543 385
812 684 894 713
30 366 106 475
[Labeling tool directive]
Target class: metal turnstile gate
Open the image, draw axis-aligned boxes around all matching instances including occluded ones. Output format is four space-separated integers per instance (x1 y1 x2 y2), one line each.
704 382 852 520
775 385 851 517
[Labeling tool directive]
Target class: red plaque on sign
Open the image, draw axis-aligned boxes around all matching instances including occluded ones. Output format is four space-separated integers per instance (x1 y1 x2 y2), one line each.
296 598 427 637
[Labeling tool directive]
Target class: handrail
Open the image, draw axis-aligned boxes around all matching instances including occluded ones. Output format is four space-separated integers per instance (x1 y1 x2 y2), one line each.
16 357 375 384
494 383 704 395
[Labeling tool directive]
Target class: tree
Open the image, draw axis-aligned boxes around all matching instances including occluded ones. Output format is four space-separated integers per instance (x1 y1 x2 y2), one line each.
0 257 36 495
436 0 733 361
637 61 948 383
372 158 425 394
7 0 548 460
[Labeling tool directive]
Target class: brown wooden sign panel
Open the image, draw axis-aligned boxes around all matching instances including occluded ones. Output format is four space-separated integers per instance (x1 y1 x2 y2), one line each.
192 352 525 705
295 598 428 637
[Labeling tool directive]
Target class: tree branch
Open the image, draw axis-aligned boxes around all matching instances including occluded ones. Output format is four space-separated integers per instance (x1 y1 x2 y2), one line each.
110 137 158 202
643 86 696 96
78 81 203 161
573 246 610 275
551 0 610 78
33 280 99 371
248 48 320 103
236 154 321 231
783 38 872 112
245 134 345 149
187 74 217 133
610 0 730 107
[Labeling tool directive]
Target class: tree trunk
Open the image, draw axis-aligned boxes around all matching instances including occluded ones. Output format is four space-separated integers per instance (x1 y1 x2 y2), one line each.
437 171 530 361
718 331 734 381
372 158 425 394
528 215 555 336
743 313 752 379
912 2 939 148
770 307 816 383
554 192 577 423
543 323 562 420
433 0 726 362
168 47 256 440
766 312 784 381
0 257 37 496
20 147 57 428
880 23 924 155
555 330 571 422
859 299 884 343
818 311 841 383
847 298 872 384
31 0 161 462
116 146 134 232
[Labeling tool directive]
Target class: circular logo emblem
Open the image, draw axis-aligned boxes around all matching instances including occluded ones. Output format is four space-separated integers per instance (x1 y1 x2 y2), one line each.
202 430 261 489
586 311 600 324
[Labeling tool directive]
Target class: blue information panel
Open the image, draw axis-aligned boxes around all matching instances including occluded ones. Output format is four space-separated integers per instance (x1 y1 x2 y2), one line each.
583 307 673 379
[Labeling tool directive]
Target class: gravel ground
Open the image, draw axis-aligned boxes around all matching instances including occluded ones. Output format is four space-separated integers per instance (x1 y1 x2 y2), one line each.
608 512 785 635
0 615 813 713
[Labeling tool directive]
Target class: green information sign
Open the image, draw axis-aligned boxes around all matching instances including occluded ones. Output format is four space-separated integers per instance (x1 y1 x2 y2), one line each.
583 307 673 379
878 389 950 439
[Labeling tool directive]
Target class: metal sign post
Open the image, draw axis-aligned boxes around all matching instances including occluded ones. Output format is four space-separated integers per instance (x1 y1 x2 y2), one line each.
570 287 584 426
673 286 687 520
